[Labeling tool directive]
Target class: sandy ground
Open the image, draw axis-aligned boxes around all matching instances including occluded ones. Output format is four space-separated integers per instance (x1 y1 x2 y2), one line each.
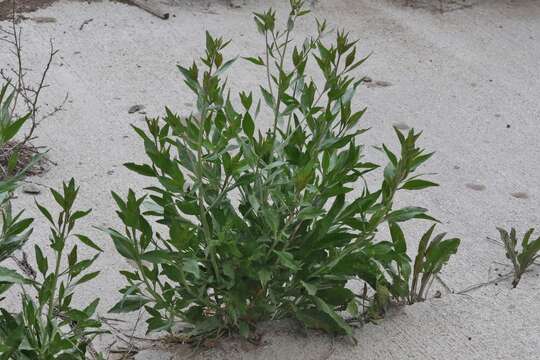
1 0 539 358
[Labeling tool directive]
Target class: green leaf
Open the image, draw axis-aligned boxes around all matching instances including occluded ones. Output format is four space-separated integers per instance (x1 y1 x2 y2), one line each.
242 113 255 138
243 56 265 66
260 86 274 108
402 179 439 190
124 163 156 177
313 296 352 336
35 201 54 225
387 207 429 223
389 222 407 253
141 250 173 264
76 234 103 252
0 266 29 285
109 295 150 313
274 251 300 271
298 207 324 220
182 258 201 279
346 300 359 317
102 228 138 260
74 271 100 286
34 245 48 275
258 269 272 288
301 281 318 296
1 114 29 143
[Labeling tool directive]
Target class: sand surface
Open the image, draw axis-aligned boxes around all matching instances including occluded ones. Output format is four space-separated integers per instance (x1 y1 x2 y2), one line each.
1 0 539 358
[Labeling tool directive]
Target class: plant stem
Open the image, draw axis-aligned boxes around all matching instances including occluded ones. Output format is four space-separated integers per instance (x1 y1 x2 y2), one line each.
196 107 221 283
47 213 67 320
271 25 292 139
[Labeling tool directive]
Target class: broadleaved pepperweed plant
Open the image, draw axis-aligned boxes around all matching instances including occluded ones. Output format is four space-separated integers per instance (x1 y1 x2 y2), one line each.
107 0 460 342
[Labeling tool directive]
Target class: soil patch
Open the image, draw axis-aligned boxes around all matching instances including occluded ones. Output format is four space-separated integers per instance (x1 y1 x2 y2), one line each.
0 141 49 179
0 0 59 21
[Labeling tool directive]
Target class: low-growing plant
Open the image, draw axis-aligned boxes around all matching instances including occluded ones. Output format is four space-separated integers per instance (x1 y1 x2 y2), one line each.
0 84 35 299
0 8 66 179
497 227 540 288
0 179 105 359
386 223 459 305
0 82 35 180
107 0 460 341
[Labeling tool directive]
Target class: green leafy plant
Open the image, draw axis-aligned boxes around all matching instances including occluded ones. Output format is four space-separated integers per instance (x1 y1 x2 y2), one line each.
0 82 33 180
0 83 34 300
0 179 105 359
107 0 460 342
386 223 459 305
497 227 540 288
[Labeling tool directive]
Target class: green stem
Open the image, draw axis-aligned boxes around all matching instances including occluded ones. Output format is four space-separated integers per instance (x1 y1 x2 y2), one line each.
196 107 221 283
47 212 67 321
264 31 274 97
271 24 292 138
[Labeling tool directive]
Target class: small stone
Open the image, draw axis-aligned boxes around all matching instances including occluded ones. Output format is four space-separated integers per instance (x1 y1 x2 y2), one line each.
107 170 114 175
128 104 145 114
433 290 442 299
506 124 511 128
511 192 528 199
465 183 486 191
366 80 392 88
22 184 41 195
229 0 244 8
375 80 392 87
32 16 57 23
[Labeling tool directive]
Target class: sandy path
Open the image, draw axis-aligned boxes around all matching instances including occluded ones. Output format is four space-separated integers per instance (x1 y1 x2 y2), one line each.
1 0 539 358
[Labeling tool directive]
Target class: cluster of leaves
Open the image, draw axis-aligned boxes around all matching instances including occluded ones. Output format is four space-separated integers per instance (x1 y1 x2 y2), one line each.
0 83 36 181
497 227 540 288
0 179 105 359
107 0 460 342
386 223 459 306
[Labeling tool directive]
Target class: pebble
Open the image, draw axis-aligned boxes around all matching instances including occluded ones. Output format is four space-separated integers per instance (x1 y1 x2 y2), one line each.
229 0 244 8
31 16 57 23
128 104 145 114
366 80 392 88
510 192 528 199
465 183 486 191
22 184 41 195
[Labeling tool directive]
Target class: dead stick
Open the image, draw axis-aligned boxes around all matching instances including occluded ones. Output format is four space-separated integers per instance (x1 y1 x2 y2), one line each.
130 0 170 20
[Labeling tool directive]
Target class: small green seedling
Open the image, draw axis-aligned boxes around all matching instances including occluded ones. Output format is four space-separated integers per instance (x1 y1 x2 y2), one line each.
409 225 460 303
388 223 460 304
497 227 540 288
